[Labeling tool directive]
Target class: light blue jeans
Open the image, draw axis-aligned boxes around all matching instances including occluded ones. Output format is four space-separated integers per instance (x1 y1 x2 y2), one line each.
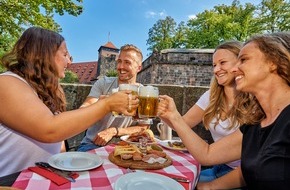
77 141 101 152
198 164 233 182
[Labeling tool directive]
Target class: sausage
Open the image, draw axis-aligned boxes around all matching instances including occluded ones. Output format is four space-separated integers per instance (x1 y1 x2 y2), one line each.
147 149 166 158
132 152 143 161
120 153 133 160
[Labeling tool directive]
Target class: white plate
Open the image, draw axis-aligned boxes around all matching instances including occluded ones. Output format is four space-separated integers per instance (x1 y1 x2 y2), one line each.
114 172 185 190
158 140 187 151
120 135 157 145
48 152 103 171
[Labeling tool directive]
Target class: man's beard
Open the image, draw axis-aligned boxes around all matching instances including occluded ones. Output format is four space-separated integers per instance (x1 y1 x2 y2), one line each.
119 73 134 82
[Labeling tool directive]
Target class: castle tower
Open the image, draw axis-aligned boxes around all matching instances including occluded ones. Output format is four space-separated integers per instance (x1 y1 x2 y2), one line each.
97 41 119 78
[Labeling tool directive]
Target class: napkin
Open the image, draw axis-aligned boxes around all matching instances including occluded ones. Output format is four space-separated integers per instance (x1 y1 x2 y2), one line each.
143 157 167 164
151 172 190 190
28 167 79 186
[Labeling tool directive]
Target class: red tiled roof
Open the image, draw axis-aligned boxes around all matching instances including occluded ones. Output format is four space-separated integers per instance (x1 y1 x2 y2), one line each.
67 61 98 84
103 41 118 49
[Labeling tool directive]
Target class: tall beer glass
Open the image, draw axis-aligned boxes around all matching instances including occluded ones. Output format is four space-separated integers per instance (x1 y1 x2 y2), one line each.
110 88 120 116
119 84 139 116
138 85 159 118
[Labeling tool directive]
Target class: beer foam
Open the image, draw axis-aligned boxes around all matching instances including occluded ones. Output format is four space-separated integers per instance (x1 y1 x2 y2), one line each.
139 85 158 97
119 84 138 92
111 88 118 93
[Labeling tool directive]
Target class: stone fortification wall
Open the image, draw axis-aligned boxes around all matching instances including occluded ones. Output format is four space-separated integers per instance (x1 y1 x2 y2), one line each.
137 49 214 86
61 83 212 148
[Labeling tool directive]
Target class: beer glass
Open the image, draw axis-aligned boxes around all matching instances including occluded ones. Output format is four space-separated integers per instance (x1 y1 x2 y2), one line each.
119 84 139 115
138 85 159 118
111 88 120 116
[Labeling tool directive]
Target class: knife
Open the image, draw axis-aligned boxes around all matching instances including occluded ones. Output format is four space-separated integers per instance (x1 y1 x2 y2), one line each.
128 169 190 183
35 162 76 182
170 176 190 183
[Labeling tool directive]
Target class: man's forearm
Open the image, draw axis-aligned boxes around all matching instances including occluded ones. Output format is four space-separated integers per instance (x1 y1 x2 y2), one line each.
118 126 149 136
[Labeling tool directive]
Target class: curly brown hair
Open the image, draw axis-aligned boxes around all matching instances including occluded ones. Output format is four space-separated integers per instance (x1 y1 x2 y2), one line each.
1 27 66 113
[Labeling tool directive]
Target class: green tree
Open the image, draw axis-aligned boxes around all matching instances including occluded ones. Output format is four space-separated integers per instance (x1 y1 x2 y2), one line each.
146 0 290 51
0 0 83 53
0 65 6 73
256 0 290 33
60 70 79 83
185 0 257 48
172 21 187 48
146 16 178 52
106 69 118 77
185 10 222 48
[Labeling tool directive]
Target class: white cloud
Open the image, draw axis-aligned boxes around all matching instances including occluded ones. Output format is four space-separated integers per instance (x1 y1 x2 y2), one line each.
159 10 167 17
145 11 157 18
145 10 167 18
188 14 197 20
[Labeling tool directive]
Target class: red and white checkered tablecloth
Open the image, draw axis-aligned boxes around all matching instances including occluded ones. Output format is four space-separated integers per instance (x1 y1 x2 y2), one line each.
12 144 200 190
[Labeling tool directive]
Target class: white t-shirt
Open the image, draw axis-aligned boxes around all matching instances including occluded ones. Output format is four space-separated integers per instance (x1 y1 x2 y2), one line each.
0 71 61 177
196 90 240 168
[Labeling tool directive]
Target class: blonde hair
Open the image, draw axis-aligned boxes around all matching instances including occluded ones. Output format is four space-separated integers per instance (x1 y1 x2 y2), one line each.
120 44 143 65
203 41 263 130
1 27 66 113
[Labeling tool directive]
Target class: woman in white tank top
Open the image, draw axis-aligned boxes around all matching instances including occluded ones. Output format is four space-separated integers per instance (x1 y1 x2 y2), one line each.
159 41 263 185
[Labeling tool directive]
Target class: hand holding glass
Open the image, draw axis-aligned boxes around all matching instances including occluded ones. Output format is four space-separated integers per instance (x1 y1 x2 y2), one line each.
119 84 139 116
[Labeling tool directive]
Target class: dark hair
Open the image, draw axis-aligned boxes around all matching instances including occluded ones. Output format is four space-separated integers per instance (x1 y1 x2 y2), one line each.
1 27 66 113
244 32 290 86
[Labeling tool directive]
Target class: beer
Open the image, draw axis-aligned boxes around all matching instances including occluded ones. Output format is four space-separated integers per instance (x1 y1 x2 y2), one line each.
111 88 121 116
138 85 159 118
119 84 139 115
138 96 158 118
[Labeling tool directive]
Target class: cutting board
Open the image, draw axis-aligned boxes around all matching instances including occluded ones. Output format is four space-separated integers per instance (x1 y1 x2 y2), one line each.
108 152 172 170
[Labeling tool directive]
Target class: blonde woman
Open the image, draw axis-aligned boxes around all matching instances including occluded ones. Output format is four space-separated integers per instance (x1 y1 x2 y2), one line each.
182 41 260 182
158 32 290 189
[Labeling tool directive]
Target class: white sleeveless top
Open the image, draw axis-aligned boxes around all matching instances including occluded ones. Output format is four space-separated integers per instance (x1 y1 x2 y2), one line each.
0 71 61 177
196 90 240 168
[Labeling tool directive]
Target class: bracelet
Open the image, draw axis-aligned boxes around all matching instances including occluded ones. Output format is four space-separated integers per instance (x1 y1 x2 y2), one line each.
115 127 119 137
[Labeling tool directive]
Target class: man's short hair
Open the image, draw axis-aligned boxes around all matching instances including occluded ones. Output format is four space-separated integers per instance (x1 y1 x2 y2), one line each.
120 44 143 63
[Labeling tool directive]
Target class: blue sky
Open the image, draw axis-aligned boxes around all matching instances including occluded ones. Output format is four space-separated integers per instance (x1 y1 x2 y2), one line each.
54 0 261 63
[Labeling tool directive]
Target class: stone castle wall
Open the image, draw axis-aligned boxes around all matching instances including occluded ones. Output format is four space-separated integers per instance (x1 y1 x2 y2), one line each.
137 49 214 86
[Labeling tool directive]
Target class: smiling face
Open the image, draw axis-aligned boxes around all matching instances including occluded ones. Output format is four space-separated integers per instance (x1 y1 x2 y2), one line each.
233 42 274 93
116 50 141 83
213 49 238 87
54 41 71 79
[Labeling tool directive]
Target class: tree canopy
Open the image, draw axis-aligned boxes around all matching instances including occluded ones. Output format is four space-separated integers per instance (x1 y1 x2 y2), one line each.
0 0 83 73
147 0 290 52
60 70 79 83
0 0 83 54
146 16 177 52
256 0 290 33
